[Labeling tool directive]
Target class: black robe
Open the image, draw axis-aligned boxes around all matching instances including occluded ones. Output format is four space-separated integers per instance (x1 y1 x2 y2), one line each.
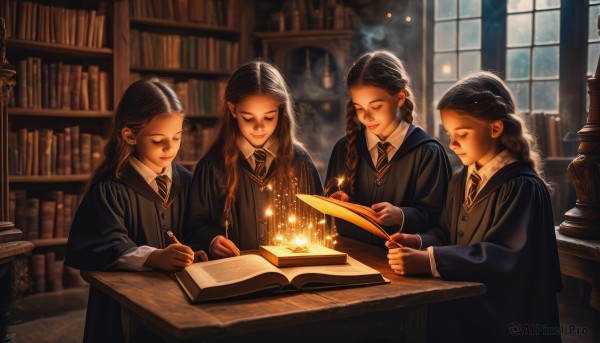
64 163 192 343
325 125 452 246
421 162 562 342
185 144 323 254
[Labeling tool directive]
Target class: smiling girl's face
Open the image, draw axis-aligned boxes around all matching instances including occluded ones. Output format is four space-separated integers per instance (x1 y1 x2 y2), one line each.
349 84 406 140
228 93 279 148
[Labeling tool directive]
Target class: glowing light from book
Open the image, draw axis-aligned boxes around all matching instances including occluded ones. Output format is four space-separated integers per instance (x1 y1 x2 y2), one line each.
288 215 296 223
318 219 326 225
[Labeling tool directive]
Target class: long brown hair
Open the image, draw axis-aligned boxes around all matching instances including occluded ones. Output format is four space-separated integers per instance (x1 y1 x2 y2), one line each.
211 60 300 222
436 71 549 186
90 78 184 184
341 50 416 197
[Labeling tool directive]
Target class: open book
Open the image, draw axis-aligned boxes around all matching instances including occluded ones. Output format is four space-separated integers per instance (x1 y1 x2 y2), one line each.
296 194 391 240
259 244 347 267
174 254 387 303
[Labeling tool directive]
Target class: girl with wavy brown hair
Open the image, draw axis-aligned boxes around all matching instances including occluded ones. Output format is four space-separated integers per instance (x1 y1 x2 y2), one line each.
324 50 451 247
186 60 322 258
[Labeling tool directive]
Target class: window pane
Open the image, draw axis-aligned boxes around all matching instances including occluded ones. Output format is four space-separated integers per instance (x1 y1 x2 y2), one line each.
532 46 559 79
589 5 600 42
534 11 560 44
434 53 458 81
459 19 481 50
588 43 600 76
535 0 560 10
507 82 530 111
459 51 480 77
435 22 457 51
591 0 600 4
459 0 481 18
433 82 455 137
507 14 532 47
532 81 558 112
507 0 533 13
435 0 457 20
506 48 531 80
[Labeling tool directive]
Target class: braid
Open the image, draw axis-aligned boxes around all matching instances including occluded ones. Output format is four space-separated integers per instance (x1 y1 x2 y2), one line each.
400 96 415 124
344 102 360 198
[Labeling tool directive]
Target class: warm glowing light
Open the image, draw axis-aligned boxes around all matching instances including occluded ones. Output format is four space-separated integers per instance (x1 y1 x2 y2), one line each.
288 215 297 223
333 240 337 245
308 223 313 229
294 236 308 246
386 12 392 18
318 219 326 225
267 183 273 191
337 177 344 186
405 16 411 22
265 208 273 216
325 235 332 240
442 64 452 75
276 235 283 241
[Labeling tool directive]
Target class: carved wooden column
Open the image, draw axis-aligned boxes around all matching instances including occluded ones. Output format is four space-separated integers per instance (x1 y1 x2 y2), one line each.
0 18 34 343
560 17 600 239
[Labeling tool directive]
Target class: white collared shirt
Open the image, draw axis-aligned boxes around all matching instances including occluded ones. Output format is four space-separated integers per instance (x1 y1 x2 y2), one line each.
128 156 173 195
237 136 279 172
365 120 409 166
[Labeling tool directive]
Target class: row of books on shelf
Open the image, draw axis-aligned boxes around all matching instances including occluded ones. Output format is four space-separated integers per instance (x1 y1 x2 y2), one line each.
177 124 217 162
29 253 86 294
525 112 565 158
131 73 227 116
270 1 359 32
1 0 107 48
9 190 83 241
8 127 105 176
10 58 110 111
130 0 239 27
130 30 239 72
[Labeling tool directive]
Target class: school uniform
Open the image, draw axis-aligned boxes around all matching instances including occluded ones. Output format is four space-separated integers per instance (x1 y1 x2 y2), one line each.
420 151 562 342
325 123 452 246
185 138 323 253
65 158 192 343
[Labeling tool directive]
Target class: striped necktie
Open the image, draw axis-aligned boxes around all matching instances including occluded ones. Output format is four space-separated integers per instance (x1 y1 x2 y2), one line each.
463 171 481 210
375 142 390 172
253 149 267 178
155 174 169 204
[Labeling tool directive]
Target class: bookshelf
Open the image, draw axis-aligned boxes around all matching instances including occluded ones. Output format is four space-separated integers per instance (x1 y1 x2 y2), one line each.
2 0 117 296
128 0 253 170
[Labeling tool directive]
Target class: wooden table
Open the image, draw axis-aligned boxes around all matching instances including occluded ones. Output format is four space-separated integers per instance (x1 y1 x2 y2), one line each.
82 237 486 343
555 228 600 341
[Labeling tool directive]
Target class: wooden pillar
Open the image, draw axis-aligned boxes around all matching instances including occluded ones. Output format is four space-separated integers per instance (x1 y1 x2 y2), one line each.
560 16 600 239
0 18 16 222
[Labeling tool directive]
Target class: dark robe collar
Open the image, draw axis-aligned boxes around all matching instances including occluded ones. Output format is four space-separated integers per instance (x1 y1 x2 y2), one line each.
115 162 183 208
357 124 440 171
456 161 538 212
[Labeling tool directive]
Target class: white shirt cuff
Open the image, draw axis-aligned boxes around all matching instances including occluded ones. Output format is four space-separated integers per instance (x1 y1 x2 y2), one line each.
427 246 441 278
209 235 224 251
397 207 405 233
114 245 157 271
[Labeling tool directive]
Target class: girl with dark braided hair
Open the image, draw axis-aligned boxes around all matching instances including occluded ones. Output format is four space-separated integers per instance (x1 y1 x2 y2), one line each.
324 50 451 247
386 71 561 342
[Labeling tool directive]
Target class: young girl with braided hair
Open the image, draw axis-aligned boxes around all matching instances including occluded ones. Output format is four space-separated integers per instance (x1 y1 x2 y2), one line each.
186 60 322 258
324 50 452 246
386 71 561 342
